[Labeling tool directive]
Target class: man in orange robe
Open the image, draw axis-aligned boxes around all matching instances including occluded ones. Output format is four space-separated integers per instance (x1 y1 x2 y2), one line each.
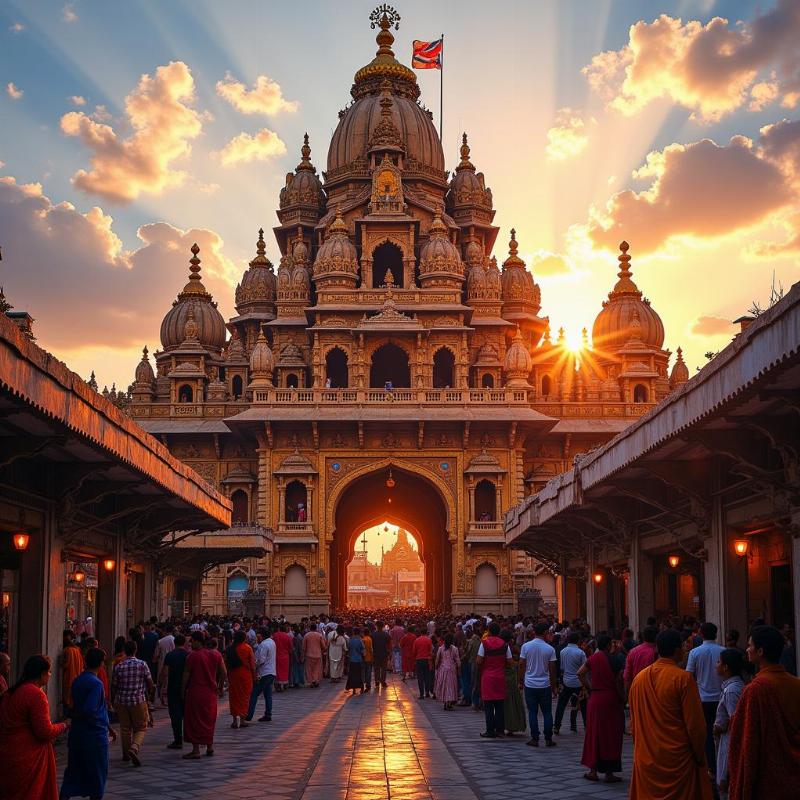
629 628 712 800
62 629 84 714
727 625 800 800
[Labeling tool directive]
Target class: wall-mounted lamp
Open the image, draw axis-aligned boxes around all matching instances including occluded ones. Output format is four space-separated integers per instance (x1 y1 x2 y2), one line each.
12 532 30 551
733 539 749 557
593 572 604 584
72 567 86 584
668 554 680 569
103 559 116 572
2 592 10 608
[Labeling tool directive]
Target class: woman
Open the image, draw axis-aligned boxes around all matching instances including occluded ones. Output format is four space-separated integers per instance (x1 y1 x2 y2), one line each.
714 648 745 799
400 628 417 681
272 623 292 691
183 632 226 758
0 654 68 800
578 633 625 784
345 629 365 696
328 626 347 683
226 629 255 729
500 629 526 735
477 621 511 738
290 625 305 688
434 633 460 710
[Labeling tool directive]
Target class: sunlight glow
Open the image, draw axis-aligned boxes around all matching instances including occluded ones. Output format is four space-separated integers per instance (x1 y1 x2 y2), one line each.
564 328 584 353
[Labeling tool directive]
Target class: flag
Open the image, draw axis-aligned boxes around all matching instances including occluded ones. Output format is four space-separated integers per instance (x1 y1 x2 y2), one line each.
412 38 443 70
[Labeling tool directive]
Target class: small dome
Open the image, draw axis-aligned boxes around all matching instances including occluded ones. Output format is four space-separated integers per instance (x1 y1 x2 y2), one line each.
504 328 533 387
160 244 226 352
447 133 492 210
500 229 538 304
313 209 359 287
225 329 247 363
670 347 689 388
235 229 276 312
249 330 274 377
134 346 155 385
279 134 325 210
592 242 665 353
419 215 463 288
486 256 501 294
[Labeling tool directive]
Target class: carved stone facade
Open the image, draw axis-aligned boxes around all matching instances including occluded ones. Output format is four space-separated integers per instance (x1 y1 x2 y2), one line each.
128 11 688 618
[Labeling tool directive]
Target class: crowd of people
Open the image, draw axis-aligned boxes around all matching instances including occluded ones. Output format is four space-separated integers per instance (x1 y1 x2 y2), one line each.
0 605 797 800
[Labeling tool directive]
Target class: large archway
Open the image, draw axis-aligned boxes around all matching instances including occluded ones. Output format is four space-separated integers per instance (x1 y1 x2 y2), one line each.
329 464 452 610
370 343 411 388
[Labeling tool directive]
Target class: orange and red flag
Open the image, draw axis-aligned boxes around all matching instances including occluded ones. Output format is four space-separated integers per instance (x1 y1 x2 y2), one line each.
412 39 443 70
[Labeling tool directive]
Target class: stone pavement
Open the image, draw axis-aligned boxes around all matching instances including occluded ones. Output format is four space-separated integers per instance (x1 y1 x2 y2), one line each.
57 675 632 799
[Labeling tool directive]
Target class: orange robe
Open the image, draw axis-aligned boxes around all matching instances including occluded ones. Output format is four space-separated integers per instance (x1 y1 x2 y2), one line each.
227 642 254 718
727 664 800 800
61 645 83 710
629 657 712 800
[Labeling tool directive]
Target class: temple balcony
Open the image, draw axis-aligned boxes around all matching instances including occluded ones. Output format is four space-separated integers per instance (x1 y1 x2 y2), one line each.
250 387 532 406
465 520 505 542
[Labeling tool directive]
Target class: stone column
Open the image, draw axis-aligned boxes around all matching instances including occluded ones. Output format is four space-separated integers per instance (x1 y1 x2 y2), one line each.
792 509 800 670
585 548 597 632
278 480 286 524
705 490 728 633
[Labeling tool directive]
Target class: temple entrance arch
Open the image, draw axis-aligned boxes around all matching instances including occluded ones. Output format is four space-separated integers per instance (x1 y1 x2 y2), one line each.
328 462 453 609
370 343 410 388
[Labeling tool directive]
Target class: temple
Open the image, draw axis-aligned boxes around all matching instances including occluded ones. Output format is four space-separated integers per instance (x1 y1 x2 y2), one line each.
127 10 688 617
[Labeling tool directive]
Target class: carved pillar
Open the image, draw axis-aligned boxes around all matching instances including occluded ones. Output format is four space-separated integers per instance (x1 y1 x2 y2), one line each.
278 479 286 524
468 479 475 522
307 479 314 524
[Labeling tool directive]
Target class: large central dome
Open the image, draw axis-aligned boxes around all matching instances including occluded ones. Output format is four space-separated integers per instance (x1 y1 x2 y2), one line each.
326 12 444 178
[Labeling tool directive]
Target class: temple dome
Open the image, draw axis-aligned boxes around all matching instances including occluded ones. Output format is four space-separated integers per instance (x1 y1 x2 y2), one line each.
160 244 226 353
419 215 463 287
670 347 689 388
447 133 492 209
279 134 325 210
249 330 274 377
235 229 276 313
313 209 359 287
134 346 155 385
500 230 537 304
504 328 533 387
592 242 665 353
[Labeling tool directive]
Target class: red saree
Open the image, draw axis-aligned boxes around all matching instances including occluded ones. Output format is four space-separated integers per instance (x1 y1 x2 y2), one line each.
227 643 254 718
581 651 625 773
184 648 222 746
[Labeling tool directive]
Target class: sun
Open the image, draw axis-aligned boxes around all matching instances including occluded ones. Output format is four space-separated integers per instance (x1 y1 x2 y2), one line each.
564 328 584 353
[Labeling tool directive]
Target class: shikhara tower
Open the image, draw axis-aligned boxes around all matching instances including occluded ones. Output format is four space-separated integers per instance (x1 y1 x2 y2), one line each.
129 9 686 617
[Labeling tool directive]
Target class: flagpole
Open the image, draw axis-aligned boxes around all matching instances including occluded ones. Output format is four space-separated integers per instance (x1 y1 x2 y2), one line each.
439 33 444 143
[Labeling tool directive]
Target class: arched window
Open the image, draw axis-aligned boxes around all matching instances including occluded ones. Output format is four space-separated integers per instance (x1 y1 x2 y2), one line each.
325 348 349 388
432 348 455 388
372 242 403 288
285 480 308 522
231 375 243 399
231 489 249 525
475 563 499 597
284 565 308 597
227 573 248 600
541 375 552 398
633 384 649 403
481 373 495 388
178 384 193 403
370 343 410 388
475 479 497 521
286 373 299 389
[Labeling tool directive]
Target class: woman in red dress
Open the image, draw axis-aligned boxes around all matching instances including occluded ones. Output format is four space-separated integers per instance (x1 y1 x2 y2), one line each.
225 630 254 729
182 633 226 758
0 654 68 800
478 621 512 738
272 624 292 690
578 634 625 784
400 629 417 681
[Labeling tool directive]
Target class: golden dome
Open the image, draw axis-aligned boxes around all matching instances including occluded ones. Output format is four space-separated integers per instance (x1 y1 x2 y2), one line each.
313 209 359 288
447 133 493 210
500 230 539 307
160 244 226 353
235 229 276 313
670 347 689 388
504 327 533 387
419 215 463 288
279 134 325 210
592 241 665 353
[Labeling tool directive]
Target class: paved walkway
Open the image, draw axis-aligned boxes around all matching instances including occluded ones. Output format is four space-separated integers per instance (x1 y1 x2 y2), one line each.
57 676 632 799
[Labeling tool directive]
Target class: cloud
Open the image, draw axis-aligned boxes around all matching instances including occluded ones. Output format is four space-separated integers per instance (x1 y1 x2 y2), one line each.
217 128 286 167
587 135 792 253
6 82 23 100
60 61 203 203
545 108 592 162
62 4 77 22
691 315 735 336
68 95 87 106
749 79 779 112
529 250 575 277
582 2 800 121
0 175 235 354
758 119 800 184
216 73 298 116
9 22 25 33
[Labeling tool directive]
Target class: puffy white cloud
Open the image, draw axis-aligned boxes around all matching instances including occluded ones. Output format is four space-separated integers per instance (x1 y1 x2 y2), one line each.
0 175 235 353
216 73 298 116
691 315 735 336
217 128 286 167
545 108 592 162
60 61 203 203
6 82 23 100
9 22 25 33
749 79 779 112
583 2 800 121
62 4 77 23
68 95 87 106
528 250 575 277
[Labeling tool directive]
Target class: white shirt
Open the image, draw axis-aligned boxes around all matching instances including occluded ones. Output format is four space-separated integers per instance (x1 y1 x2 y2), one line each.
255 638 277 678
558 643 586 689
520 637 556 689
154 634 175 670
477 642 512 659
686 640 725 702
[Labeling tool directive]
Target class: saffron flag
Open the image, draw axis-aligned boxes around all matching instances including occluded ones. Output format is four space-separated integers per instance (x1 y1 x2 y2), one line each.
412 39 443 70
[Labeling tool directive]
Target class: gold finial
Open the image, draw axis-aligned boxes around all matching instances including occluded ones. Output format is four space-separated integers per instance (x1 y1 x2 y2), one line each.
142 345 149 359
188 243 201 281
582 327 588 345
558 326 565 342
544 322 552 343
296 133 315 172
610 239 640 295
257 228 266 256
328 207 348 236
429 214 448 236
370 5 400 56
676 346 684 362
618 240 632 278
509 229 518 255
457 132 475 171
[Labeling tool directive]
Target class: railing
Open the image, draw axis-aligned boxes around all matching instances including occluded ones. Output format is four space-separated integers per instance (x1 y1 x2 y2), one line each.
251 388 531 406
468 520 503 532
277 522 315 534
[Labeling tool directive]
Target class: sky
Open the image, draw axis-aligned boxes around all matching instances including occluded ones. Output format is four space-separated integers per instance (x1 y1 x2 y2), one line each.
357 523 419 566
0 0 799 388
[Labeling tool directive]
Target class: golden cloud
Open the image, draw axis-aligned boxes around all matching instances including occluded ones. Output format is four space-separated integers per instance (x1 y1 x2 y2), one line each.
68 95 87 106
691 315 735 336
216 73 298 116
60 61 203 203
583 2 800 121
545 109 591 162
6 82 23 100
217 128 287 167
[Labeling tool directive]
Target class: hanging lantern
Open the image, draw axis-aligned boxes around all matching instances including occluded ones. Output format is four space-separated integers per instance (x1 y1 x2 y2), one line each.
12 532 30 551
103 558 116 572
72 567 86 584
668 554 680 569
385 468 395 489
733 539 749 557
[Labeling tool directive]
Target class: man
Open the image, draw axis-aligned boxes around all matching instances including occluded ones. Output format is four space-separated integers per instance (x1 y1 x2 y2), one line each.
371 623 390 688
629 628 711 799
727 625 800 800
624 625 658 691
247 627 276 722
60 647 110 800
686 622 725 777
518 622 558 747
464 625 482 709
0 652 10 696
553 631 586 734
302 624 326 687
153 624 175 705
62 629 84 715
161 633 190 749
412 627 433 699
111 639 154 767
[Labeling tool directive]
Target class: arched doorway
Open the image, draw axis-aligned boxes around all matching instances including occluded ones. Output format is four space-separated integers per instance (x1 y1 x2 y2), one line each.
325 347 349 388
231 374 243 399
372 242 403 288
475 479 497 521
432 348 455 388
633 384 649 403
370 343 410 388
329 463 452 609
475 563 499 597
231 489 249 524
285 480 307 522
